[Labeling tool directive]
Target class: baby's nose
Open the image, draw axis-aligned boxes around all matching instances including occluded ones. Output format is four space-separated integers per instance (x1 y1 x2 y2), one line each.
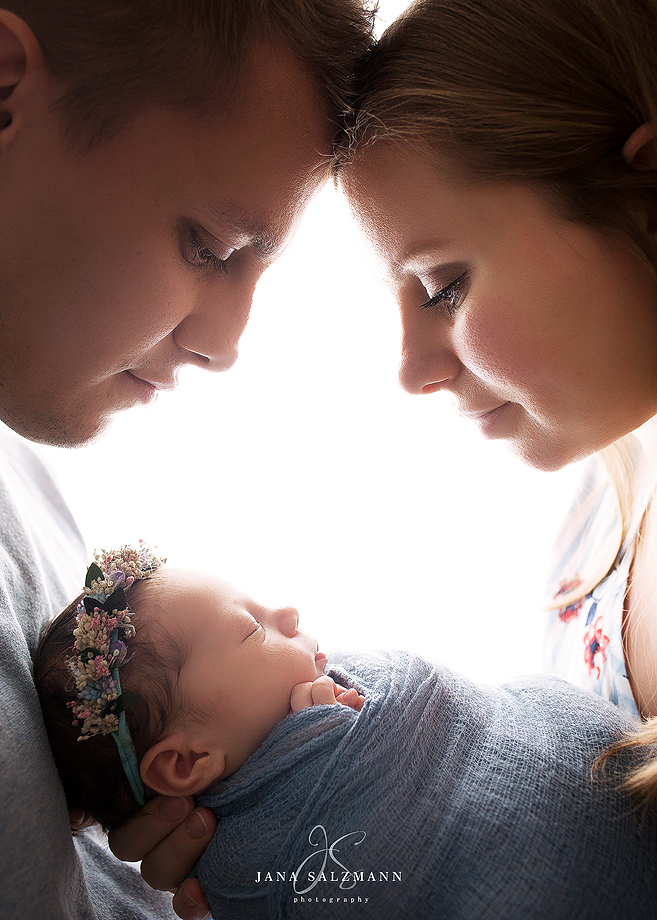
273 606 299 637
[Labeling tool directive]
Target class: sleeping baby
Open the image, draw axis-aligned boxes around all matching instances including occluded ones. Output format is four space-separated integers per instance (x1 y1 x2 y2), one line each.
34 546 657 919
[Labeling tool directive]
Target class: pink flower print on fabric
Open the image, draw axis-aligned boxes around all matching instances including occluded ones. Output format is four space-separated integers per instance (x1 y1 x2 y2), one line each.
558 599 583 623
554 575 585 623
583 616 609 679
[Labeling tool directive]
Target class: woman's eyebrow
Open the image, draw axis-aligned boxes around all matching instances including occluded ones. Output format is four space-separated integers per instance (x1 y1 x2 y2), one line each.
398 240 454 274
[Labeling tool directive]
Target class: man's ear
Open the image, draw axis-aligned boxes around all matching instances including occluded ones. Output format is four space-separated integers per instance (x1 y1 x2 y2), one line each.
622 123 657 172
0 10 45 136
140 733 227 797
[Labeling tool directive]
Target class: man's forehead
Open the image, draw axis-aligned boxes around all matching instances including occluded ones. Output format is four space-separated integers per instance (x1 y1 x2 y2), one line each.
203 201 287 263
186 41 332 261
203 147 330 261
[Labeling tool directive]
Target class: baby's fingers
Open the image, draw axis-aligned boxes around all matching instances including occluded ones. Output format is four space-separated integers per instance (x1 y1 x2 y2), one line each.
291 677 357 711
310 675 339 706
290 681 314 712
336 688 366 711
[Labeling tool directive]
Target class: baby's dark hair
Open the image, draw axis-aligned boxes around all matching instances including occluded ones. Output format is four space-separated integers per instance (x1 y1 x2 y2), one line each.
34 574 187 831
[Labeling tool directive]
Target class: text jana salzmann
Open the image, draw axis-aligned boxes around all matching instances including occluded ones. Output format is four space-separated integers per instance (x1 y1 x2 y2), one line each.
254 869 403 884
254 825 403 897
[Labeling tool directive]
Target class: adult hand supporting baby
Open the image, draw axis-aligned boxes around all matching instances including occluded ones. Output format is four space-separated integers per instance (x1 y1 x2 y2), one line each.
108 794 217 920
291 675 365 712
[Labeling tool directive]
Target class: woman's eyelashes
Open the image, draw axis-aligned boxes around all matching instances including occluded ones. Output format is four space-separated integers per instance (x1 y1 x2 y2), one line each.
419 270 470 316
180 222 234 276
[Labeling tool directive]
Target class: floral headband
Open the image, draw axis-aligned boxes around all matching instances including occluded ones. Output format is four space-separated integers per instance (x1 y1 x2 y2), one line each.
67 543 164 806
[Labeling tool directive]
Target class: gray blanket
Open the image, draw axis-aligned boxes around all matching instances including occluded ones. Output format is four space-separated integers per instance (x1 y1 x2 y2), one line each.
198 650 657 919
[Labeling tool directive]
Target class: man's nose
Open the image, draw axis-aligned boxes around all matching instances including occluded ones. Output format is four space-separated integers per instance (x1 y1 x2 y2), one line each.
173 281 256 371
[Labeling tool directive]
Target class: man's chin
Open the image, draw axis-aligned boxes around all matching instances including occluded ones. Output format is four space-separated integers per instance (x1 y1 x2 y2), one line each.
0 405 114 448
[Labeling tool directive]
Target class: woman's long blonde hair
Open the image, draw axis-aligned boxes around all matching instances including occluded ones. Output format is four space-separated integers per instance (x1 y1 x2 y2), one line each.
338 0 657 805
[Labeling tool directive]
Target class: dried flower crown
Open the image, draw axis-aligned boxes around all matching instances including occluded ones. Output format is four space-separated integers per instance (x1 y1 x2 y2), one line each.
68 543 164 805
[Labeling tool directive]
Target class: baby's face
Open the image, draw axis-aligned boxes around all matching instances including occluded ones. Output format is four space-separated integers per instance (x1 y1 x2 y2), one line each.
143 569 327 777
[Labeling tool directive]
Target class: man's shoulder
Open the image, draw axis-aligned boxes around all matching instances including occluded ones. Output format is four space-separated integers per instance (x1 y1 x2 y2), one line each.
0 423 85 649
0 424 174 918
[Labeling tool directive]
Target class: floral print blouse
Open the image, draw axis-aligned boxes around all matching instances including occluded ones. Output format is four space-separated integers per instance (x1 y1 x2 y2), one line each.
543 451 651 721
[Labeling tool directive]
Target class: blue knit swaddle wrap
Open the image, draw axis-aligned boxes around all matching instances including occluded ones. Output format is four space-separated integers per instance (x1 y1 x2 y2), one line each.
198 651 657 919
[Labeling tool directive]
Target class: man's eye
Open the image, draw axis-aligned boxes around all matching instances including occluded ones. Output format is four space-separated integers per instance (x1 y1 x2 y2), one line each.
419 271 469 317
180 223 232 275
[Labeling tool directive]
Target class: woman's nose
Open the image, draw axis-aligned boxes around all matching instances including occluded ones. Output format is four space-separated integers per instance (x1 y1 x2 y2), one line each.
399 346 461 395
398 311 461 395
173 282 256 371
271 606 300 637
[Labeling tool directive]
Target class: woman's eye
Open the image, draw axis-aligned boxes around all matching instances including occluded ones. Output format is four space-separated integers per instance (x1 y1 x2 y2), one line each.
180 224 232 275
419 271 469 317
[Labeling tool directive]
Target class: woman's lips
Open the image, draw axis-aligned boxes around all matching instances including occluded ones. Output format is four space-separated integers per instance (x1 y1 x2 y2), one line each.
458 401 512 437
457 401 509 421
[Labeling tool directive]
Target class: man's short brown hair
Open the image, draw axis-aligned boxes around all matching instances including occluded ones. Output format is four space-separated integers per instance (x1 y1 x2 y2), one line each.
7 0 376 145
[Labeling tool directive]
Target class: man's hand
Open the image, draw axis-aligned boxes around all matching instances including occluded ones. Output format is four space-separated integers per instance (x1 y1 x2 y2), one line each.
107 795 217 920
290 675 365 713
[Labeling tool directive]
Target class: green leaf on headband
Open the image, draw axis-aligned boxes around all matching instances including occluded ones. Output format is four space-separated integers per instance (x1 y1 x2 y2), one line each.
85 563 103 588
115 692 140 714
108 587 127 613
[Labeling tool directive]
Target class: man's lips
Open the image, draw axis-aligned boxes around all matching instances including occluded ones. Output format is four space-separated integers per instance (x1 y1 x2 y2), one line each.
127 371 177 392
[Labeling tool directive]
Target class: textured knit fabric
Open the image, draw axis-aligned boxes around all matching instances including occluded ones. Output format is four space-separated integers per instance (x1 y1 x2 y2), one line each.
0 424 175 920
198 650 657 920
544 448 652 718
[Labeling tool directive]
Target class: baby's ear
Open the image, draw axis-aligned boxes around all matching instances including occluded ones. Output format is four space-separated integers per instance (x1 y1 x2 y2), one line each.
622 124 657 172
140 733 226 797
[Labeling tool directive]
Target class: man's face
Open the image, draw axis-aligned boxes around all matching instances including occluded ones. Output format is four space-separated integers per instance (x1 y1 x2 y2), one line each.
0 43 331 445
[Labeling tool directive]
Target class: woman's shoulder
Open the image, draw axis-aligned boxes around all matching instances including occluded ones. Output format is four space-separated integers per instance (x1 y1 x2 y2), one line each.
544 454 624 610
543 447 648 719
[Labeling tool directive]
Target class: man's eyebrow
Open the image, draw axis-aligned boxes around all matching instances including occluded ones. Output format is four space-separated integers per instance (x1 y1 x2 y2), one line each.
204 203 281 261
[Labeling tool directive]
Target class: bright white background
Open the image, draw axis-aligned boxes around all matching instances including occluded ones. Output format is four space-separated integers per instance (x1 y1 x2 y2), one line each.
43 0 583 685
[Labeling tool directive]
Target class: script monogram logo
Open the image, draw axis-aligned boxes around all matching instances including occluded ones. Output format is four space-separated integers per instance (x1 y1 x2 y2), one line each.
293 824 367 894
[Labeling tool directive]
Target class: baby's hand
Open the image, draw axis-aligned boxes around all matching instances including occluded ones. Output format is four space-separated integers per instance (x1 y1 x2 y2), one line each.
290 676 337 711
334 684 365 711
290 676 365 713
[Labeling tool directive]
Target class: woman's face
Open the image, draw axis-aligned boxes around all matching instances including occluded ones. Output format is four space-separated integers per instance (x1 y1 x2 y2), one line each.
342 144 657 470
